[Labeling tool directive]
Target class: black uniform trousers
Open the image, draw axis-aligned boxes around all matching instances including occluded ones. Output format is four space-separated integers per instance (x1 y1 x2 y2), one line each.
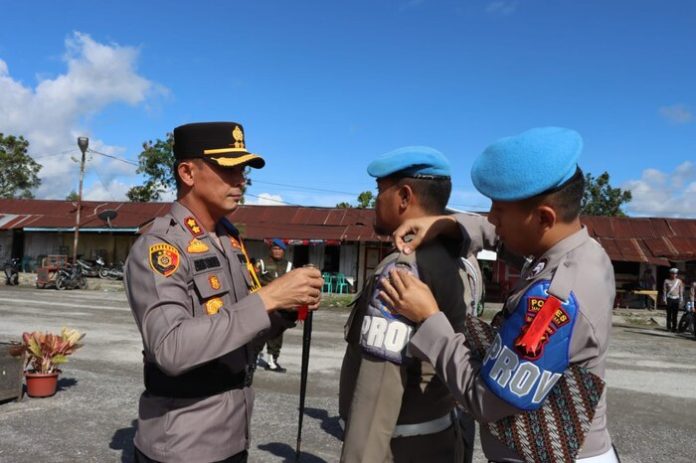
135 446 248 463
666 297 680 331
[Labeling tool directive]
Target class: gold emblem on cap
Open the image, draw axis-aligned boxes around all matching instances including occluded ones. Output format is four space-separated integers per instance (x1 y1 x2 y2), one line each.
232 125 245 149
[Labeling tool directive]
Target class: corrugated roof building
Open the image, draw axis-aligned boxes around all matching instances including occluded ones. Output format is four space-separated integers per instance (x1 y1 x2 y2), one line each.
1 199 694 293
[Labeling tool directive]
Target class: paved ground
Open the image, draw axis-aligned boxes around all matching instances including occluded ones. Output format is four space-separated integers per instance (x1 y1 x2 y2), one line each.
0 285 695 462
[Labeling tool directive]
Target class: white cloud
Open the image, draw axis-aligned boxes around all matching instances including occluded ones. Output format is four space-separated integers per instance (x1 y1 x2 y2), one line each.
245 192 286 206
82 179 132 201
659 104 694 124
0 32 165 199
624 161 696 217
486 0 519 15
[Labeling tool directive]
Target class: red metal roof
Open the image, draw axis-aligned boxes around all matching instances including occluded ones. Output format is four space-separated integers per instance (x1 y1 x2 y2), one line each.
0 199 384 242
2 200 694 262
230 205 383 242
582 216 696 264
0 199 170 230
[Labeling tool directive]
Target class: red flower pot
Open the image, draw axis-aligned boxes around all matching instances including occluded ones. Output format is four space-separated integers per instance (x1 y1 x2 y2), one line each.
25 371 59 398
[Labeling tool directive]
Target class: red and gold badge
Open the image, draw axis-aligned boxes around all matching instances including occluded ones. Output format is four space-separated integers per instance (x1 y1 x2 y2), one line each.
205 297 224 315
187 239 209 254
149 243 180 277
209 274 221 290
515 296 570 360
184 216 203 237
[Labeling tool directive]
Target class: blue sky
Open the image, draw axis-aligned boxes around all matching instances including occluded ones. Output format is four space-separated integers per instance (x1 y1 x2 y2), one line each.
1 0 695 216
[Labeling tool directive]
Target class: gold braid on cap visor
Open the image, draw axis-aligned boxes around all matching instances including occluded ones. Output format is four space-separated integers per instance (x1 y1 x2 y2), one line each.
207 153 263 167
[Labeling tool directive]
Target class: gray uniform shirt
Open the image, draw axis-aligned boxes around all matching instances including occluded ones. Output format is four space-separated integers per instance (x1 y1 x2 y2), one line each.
663 278 683 302
409 222 615 462
124 202 271 463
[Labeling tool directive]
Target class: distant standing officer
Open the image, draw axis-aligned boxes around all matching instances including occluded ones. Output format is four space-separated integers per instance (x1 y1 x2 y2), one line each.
257 238 294 372
640 268 656 310
384 127 621 462
124 122 323 463
663 268 683 332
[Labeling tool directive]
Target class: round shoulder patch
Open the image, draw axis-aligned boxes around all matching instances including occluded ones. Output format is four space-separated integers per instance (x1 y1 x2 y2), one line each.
149 242 180 277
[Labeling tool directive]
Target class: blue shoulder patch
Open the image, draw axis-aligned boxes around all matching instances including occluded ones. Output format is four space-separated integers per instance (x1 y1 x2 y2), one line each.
479 280 578 410
359 260 416 364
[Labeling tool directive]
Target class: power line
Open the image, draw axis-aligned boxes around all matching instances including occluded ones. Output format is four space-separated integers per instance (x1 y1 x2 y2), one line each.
251 180 361 197
87 148 139 167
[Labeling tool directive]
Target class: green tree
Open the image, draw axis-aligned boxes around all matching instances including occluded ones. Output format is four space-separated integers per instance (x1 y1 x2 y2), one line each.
581 171 632 217
0 133 42 198
356 191 376 208
65 191 79 201
127 134 175 202
336 190 375 209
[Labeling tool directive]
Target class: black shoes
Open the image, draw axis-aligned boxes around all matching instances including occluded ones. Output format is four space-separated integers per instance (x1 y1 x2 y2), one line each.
266 356 287 373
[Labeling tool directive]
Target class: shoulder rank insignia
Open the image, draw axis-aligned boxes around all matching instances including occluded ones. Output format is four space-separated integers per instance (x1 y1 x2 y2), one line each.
205 297 224 315
184 216 204 237
209 274 221 290
187 239 209 254
149 243 180 277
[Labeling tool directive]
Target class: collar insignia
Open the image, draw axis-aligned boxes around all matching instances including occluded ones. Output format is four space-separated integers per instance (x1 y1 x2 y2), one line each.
526 259 547 280
184 216 203 237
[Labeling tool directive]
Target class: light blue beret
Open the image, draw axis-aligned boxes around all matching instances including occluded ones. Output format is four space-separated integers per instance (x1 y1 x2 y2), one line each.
271 238 287 250
367 146 451 179
471 127 582 201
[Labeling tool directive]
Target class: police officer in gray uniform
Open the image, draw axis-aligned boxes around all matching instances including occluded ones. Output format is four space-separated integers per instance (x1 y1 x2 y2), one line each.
124 122 323 463
339 146 479 463
663 268 683 332
383 127 620 462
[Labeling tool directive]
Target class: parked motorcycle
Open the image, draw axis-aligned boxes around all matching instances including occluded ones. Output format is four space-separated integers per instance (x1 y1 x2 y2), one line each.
678 302 696 339
55 263 87 290
98 261 124 280
76 256 105 278
3 258 20 286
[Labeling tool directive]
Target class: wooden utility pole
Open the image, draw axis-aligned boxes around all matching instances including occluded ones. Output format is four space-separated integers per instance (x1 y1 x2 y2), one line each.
72 137 89 264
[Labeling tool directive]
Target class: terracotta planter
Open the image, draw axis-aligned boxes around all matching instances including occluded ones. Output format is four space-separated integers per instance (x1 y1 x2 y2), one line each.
25 371 59 398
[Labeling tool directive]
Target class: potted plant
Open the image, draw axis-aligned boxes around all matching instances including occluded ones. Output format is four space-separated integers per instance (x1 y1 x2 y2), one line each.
20 328 85 398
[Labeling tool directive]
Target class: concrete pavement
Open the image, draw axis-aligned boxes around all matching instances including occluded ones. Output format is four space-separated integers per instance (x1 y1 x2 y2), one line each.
0 286 695 462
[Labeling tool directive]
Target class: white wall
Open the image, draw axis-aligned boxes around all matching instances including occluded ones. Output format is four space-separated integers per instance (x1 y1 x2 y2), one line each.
339 243 358 288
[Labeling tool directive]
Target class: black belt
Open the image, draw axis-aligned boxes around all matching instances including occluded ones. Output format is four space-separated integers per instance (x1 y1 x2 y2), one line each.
144 361 248 399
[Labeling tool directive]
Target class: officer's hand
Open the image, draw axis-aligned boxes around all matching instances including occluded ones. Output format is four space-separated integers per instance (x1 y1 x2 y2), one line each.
392 215 459 255
257 267 323 312
378 269 440 323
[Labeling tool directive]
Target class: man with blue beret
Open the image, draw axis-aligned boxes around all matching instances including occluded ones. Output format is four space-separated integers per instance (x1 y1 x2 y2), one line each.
339 146 484 462
384 127 620 462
